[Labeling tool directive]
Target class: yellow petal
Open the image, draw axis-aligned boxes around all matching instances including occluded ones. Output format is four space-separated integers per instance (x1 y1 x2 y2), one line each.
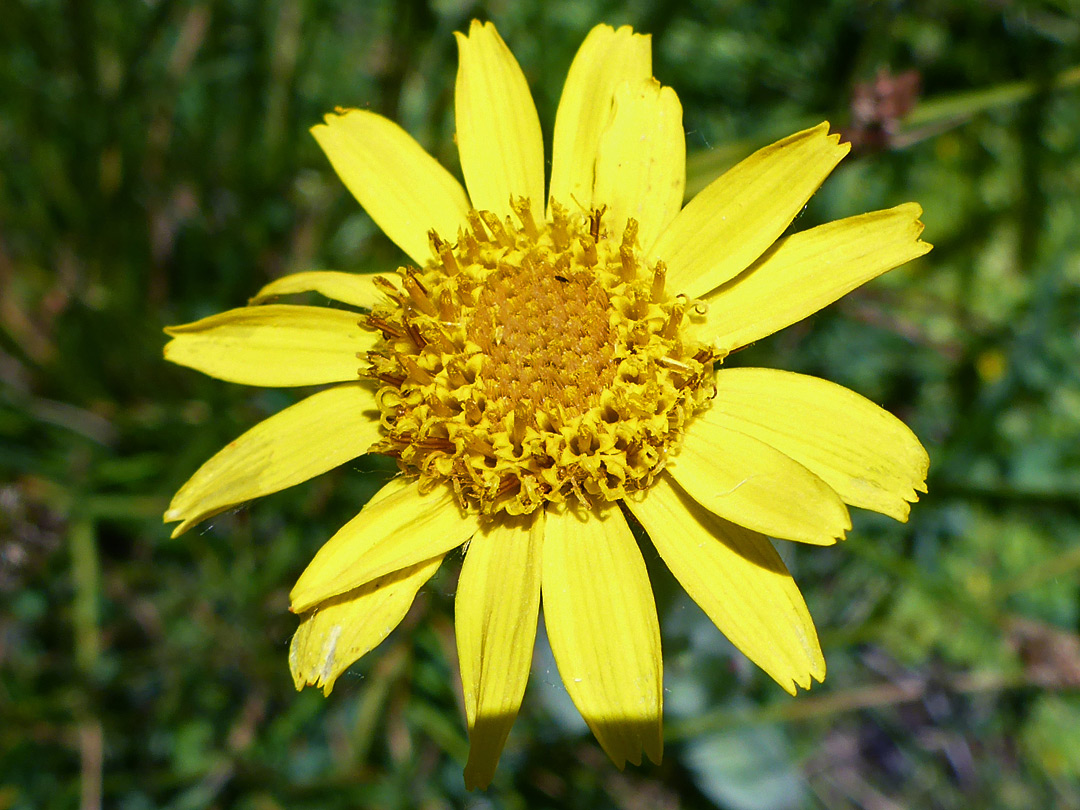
311 109 471 266
165 382 381 537
541 503 662 768
457 513 544 790
669 416 851 545
290 555 444 695
593 79 685 251
653 123 849 299
709 368 929 520
454 20 544 220
290 478 479 612
699 203 932 352
628 475 824 694
163 304 374 387
249 271 398 309
548 24 652 215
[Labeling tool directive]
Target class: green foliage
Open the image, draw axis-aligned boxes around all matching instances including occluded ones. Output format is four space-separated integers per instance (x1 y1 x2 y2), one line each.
2 0 1079 807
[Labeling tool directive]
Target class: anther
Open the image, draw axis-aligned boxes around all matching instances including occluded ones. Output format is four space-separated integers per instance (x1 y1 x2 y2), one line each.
402 272 437 317
364 314 404 338
620 219 640 281
547 404 565 430
375 371 405 387
438 289 458 322
416 435 455 451
400 355 434 385
466 436 495 457
429 230 458 275
464 399 483 424
651 261 667 302
425 327 457 355
460 228 481 263
661 300 686 339
373 275 402 299
511 197 538 239
447 360 468 388
428 397 454 418
579 235 598 268
403 318 426 349
589 205 606 242
657 356 691 372
512 401 531 446
467 210 489 242
492 477 519 500
479 211 515 249
550 201 570 252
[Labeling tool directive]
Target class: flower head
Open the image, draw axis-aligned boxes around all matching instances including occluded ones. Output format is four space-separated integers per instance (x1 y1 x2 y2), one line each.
164 21 931 788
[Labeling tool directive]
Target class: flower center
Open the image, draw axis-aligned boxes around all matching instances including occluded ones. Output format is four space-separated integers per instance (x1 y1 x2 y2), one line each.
364 198 717 516
467 251 616 420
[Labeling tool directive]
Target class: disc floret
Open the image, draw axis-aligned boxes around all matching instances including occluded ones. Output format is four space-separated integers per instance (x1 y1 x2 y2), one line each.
365 198 718 516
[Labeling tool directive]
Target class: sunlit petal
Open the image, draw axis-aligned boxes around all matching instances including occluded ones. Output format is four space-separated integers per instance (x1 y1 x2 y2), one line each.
593 79 685 251
311 109 470 265
629 475 824 694
542 503 662 768
290 478 479 612
455 20 544 220
457 513 544 790
165 382 381 537
249 271 398 310
549 24 652 215
709 368 929 520
669 416 851 545
290 556 444 695
699 203 931 351
654 123 848 299
164 305 374 387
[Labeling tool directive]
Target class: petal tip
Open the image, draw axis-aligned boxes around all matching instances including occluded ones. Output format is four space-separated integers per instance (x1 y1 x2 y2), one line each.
289 586 309 614
902 200 924 218
460 18 494 41
645 733 663 766
783 660 825 695
463 760 495 791
813 121 851 157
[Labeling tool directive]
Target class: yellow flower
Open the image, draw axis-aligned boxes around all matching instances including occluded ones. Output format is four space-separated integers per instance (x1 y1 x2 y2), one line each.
163 21 931 788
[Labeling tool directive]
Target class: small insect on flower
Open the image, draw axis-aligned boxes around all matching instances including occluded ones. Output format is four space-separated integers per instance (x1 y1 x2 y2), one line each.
163 20 931 789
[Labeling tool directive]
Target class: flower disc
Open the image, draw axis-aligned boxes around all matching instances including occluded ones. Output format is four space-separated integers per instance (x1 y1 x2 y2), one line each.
366 199 718 516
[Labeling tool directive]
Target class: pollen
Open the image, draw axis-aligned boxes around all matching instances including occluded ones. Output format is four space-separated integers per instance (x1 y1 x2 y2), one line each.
364 198 719 516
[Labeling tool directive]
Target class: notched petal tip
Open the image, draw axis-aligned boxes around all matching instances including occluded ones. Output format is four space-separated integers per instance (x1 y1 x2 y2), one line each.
458 18 495 42
782 646 826 696
321 106 359 123
290 556 444 696
895 201 933 248
812 120 850 155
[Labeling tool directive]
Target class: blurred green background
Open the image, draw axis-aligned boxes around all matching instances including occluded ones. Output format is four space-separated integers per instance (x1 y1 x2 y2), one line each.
3 0 1080 807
